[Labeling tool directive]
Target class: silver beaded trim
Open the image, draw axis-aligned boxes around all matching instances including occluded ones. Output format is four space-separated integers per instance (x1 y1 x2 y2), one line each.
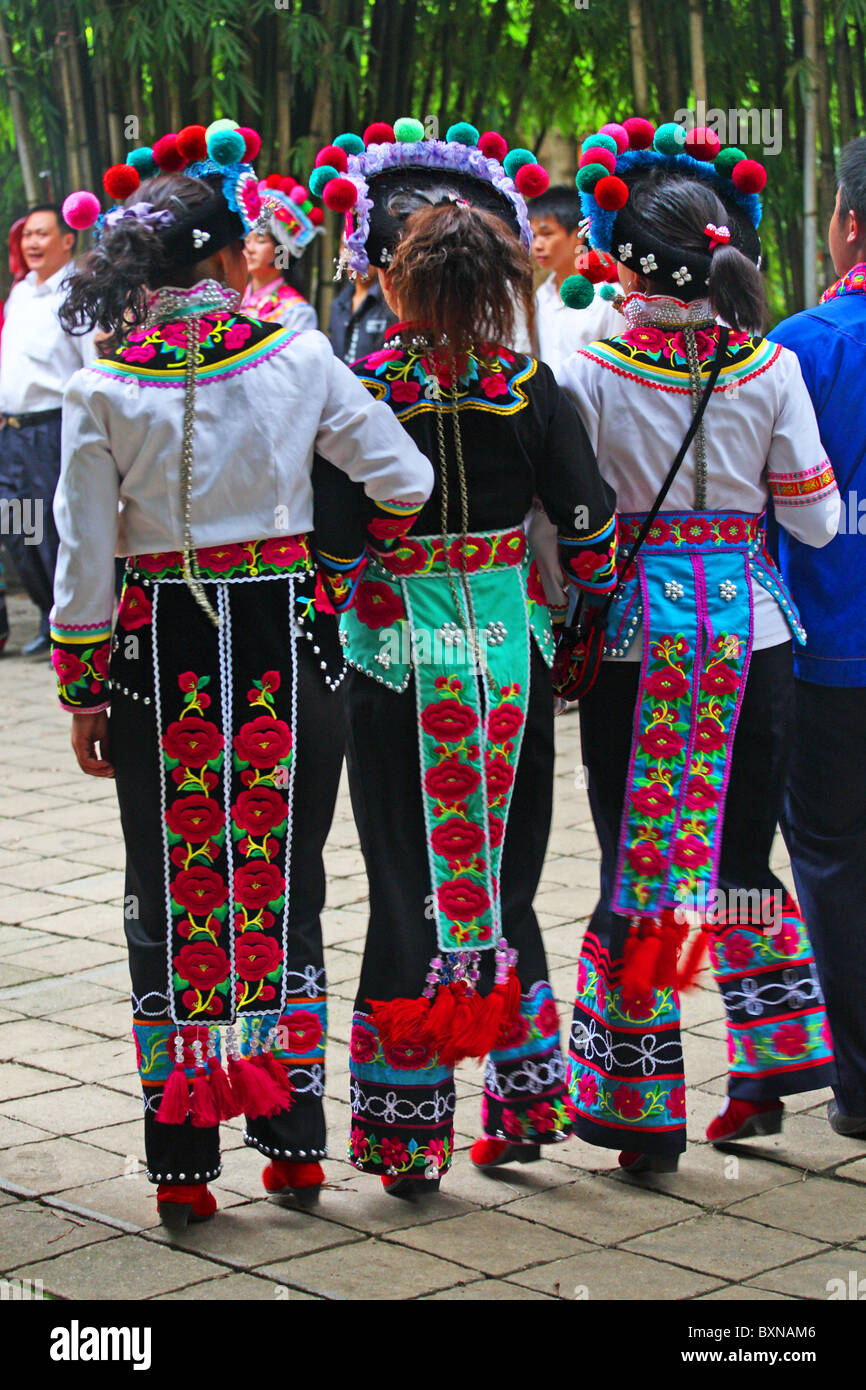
242 1133 327 1160
146 1164 222 1184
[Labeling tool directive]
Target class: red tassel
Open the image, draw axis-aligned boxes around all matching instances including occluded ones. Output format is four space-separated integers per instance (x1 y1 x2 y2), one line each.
207 1057 240 1120
424 983 458 1060
485 969 523 1052
657 911 689 989
446 984 481 1064
368 995 431 1050
676 928 710 990
156 1063 190 1126
227 1054 283 1119
256 1051 294 1109
621 922 662 1005
190 1067 220 1128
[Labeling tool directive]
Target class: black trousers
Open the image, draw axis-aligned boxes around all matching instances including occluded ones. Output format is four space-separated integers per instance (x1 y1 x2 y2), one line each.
0 417 62 633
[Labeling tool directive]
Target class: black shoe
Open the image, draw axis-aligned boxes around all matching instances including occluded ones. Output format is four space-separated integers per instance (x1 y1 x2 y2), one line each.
618 1150 680 1174
22 633 50 659
381 1174 441 1199
828 1099 866 1137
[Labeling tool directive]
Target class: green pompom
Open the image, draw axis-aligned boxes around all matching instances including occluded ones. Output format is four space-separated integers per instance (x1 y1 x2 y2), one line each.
205 118 239 139
503 147 535 179
335 132 366 155
581 132 617 156
207 128 246 166
576 162 609 193
127 146 158 178
446 121 480 146
309 165 338 197
560 275 595 310
394 117 425 143
599 282 619 301
715 146 746 177
653 122 687 156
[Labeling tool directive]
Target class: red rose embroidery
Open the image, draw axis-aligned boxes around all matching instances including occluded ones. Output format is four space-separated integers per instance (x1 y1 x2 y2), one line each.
536 998 560 1036
723 932 753 970
498 1014 530 1048
685 776 720 811
232 787 287 835
233 716 292 768
569 548 610 582
196 543 245 573
424 759 481 804
390 379 421 404
368 516 411 540
166 794 224 843
644 667 690 701
643 519 672 546
259 537 307 568
137 551 180 573
681 517 713 545
627 840 666 877
381 1039 431 1069
235 931 283 981
172 865 228 915
773 1022 808 1058
233 861 285 909
718 517 748 543
488 703 524 743
526 1101 556 1132
421 700 478 742
162 717 224 768
668 1084 687 1119
52 649 85 685
578 1074 598 1107
526 561 547 605
638 725 685 759
624 325 668 353
91 644 110 680
672 834 711 870
281 1009 323 1053
380 1136 410 1166
700 664 740 695
437 879 491 922
695 718 727 752
448 536 492 572
631 784 676 818
350 1027 378 1063
488 816 505 847
480 374 509 398
485 755 515 798
431 817 485 863
117 584 152 630
612 1085 645 1120
354 580 406 628
174 941 230 988
350 1126 369 1158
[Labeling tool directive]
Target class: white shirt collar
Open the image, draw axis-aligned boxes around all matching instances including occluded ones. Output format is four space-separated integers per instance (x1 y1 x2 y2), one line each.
25 262 73 296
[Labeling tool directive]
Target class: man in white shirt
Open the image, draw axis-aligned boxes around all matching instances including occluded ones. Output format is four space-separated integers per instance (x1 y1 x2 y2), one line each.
530 185 622 374
0 205 95 656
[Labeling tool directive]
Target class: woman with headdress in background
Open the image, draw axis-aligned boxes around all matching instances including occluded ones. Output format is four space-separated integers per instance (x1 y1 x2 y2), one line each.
242 172 321 332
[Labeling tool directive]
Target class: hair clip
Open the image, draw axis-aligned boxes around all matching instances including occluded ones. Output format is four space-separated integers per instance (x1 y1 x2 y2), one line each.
704 222 731 250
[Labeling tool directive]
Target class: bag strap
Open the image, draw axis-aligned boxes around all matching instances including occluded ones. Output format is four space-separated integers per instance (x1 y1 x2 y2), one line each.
597 325 730 623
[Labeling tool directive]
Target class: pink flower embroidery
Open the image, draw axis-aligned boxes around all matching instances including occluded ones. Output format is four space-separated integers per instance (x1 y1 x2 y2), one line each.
611 1085 645 1120
480 374 509 398
122 344 156 363
773 1022 809 1059
225 322 252 350
668 1084 687 1119
578 1073 598 1108
723 932 753 970
365 347 403 368
390 378 421 403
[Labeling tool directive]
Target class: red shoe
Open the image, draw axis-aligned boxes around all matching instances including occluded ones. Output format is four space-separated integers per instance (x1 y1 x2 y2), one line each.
470 1137 541 1170
156 1183 217 1230
262 1160 324 1204
618 1151 679 1174
706 1097 784 1144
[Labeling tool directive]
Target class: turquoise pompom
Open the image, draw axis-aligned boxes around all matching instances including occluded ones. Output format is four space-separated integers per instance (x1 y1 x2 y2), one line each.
560 275 595 310
653 122 687 156
394 117 425 143
446 121 480 146
334 132 366 155
503 147 534 179
715 146 746 177
599 282 619 301
581 132 617 156
309 165 338 197
207 128 246 166
127 146 158 178
575 162 608 193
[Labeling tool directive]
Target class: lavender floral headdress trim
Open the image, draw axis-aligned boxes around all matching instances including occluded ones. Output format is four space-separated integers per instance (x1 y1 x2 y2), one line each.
103 202 176 230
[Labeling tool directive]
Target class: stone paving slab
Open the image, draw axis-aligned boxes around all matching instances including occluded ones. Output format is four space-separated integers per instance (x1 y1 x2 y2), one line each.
10 1233 226 1299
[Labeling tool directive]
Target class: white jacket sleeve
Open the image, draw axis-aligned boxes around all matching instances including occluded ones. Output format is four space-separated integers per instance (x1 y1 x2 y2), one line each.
766 347 840 548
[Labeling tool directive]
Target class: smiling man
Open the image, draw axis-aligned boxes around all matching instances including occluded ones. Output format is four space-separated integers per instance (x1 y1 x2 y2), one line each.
0 204 95 657
529 185 621 373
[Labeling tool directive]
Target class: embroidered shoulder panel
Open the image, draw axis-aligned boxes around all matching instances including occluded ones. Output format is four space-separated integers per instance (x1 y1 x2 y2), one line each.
581 329 780 393
353 345 538 420
89 313 296 386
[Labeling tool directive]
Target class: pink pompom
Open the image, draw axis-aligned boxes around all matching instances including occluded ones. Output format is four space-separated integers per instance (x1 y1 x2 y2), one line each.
152 134 186 173
579 145 616 175
289 184 308 205
685 126 722 161
363 122 396 146
62 191 101 230
238 127 262 162
478 130 508 162
103 164 140 200
515 163 549 198
623 117 655 150
315 143 349 173
732 158 767 193
323 177 358 212
599 122 629 153
593 174 629 212
308 206 325 226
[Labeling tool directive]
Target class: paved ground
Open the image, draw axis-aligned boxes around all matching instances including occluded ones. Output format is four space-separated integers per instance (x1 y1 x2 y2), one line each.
1 590 865 1302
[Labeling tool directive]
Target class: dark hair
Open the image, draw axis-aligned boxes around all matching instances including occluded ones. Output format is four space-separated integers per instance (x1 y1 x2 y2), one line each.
23 202 77 249
59 175 236 350
629 175 767 333
386 202 534 362
527 185 583 235
838 135 866 226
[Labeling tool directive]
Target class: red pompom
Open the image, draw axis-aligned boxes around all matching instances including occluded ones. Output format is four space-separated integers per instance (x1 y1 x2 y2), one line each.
574 247 617 284
593 174 629 211
308 206 324 226
103 164 140 200
731 158 767 193
515 162 549 198
323 176 358 212
579 145 617 175
315 143 349 173
623 116 655 150
478 130 508 162
176 124 208 162
237 127 262 162
685 126 722 161
363 122 396 146
152 134 187 173
276 176 293 194
264 173 283 189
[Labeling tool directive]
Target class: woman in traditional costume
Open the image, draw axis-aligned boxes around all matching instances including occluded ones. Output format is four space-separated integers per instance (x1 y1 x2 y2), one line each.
241 173 320 331
308 119 618 1194
555 117 840 1172
52 118 432 1228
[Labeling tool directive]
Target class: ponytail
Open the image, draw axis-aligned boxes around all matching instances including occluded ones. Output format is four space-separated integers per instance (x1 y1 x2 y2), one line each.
707 243 767 335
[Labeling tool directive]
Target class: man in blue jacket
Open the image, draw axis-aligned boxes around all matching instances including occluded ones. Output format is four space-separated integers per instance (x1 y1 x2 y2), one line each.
768 136 866 1136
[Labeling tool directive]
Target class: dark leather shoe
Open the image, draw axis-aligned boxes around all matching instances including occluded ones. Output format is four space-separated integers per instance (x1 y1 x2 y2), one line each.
828 1099 866 1137
22 633 50 659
